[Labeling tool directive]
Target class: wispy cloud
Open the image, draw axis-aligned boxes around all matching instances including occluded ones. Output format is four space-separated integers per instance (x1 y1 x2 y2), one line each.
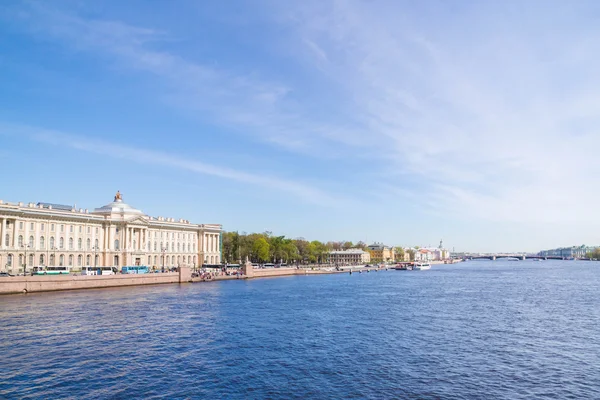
6 1 375 159
280 0 600 223
0 123 344 207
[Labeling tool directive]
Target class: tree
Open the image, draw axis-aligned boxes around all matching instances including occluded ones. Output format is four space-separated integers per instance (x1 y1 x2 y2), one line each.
586 248 600 259
395 247 405 261
343 241 353 250
354 241 367 250
252 238 270 262
407 249 415 261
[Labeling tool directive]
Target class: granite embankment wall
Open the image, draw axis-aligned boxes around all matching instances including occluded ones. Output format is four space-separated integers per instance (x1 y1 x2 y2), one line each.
0 267 192 295
249 267 306 278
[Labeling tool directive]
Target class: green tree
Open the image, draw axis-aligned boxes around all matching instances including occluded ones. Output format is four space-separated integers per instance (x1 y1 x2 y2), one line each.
586 248 600 259
395 247 405 260
252 237 270 262
407 249 415 262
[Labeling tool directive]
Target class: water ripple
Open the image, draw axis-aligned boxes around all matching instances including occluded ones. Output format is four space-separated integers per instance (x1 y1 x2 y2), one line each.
1 261 599 399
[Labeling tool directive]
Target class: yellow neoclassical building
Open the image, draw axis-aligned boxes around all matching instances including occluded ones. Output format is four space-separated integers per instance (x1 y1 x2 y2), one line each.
0 191 222 274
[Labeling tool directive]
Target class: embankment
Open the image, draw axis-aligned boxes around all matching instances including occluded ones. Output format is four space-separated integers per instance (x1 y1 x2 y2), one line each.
0 267 192 295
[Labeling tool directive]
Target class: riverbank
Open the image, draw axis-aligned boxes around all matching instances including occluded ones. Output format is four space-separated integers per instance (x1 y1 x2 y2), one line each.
0 264 403 295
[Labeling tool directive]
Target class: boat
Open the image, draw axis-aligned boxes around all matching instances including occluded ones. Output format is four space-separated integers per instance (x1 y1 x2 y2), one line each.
393 263 410 270
414 262 431 270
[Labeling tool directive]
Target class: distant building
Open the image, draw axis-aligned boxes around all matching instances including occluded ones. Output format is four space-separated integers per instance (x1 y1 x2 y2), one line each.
367 243 395 262
539 245 598 258
328 249 370 265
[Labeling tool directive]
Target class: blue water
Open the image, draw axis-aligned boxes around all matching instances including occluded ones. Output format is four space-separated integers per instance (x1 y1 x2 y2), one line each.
1 261 599 399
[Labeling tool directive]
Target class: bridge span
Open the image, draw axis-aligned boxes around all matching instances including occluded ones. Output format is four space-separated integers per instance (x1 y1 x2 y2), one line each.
465 255 565 261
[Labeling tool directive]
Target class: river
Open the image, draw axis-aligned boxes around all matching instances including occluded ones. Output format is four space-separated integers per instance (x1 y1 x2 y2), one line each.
1 260 599 399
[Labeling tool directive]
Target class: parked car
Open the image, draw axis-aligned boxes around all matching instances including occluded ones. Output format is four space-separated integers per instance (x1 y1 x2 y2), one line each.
0 272 14 277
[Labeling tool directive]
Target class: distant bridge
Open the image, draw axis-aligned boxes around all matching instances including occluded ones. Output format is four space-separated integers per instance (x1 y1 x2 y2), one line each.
464 255 565 261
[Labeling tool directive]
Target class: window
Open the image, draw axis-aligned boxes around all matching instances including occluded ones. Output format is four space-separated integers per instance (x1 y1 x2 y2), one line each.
60 225 64 233
86 255 91 265
40 236 45 249
147 241 151 251
39 254 45 265
28 254 34 266
77 255 82 266
29 235 34 247
68 255 73 266
177 243 180 252
95 239 99 248
172 242 174 252
188 243 190 252
172 233 174 239
155 232 157 238
41 223 45 230
18 235 23 247
147 256 151 264
50 237 55 249
87 239 91 250
30 222 34 230
87 226 91 234
193 243 195 252
7 254 12 266
19 222 23 229
79 226 82 233
59 237 64 249
154 255 157 265
51 224 55 232
5 234 9 247
49 254 55 265
178 233 180 239
114 240 120 250
78 238 82 250
70 225 73 233
59 254 64 266
95 227 98 234
154 242 157 251
69 238 74 250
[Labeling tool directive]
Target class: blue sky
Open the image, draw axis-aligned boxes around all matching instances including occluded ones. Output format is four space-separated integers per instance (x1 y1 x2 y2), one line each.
1 0 600 253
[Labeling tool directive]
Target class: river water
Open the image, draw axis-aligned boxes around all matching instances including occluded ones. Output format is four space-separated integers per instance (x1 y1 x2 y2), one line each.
1 260 599 399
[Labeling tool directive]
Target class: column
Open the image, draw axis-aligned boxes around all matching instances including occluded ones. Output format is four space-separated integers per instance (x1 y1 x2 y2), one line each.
13 219 18 248
1 218 6 249
108 225 113 251
24 219 29 252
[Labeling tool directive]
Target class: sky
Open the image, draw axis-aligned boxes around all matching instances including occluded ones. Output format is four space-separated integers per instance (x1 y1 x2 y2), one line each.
1 0 600 253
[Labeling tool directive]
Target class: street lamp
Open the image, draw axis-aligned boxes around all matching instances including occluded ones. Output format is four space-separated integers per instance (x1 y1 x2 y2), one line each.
161 246 167 271
22 244 30 275
93 245 99 267
52 246 57 267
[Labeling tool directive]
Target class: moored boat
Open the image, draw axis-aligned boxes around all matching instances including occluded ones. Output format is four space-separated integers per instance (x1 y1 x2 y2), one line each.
414 262 431 270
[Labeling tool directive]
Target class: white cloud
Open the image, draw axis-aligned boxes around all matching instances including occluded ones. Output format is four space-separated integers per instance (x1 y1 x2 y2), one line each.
5 0 600 248
281 0 600 223
1 123 344 207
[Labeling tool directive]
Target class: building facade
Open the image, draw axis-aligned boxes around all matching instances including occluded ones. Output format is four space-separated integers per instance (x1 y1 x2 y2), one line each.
328 249 371 265
367 243 395 262
538 245 598 258
0 192 222 274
